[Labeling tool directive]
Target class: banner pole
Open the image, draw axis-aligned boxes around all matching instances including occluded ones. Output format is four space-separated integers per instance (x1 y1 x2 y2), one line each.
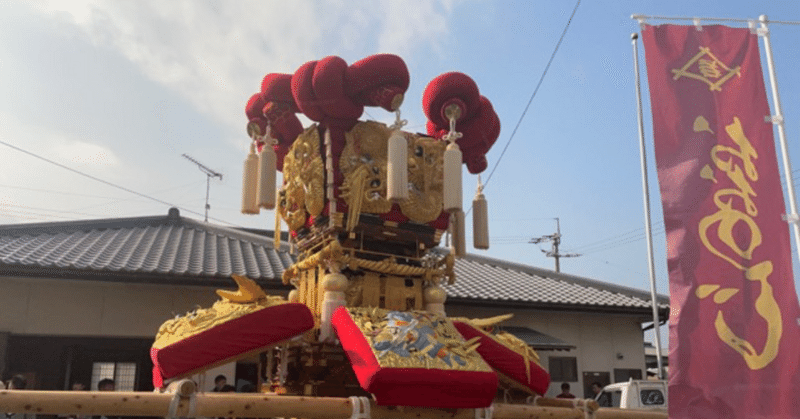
631 32 664 380
759 15 800 263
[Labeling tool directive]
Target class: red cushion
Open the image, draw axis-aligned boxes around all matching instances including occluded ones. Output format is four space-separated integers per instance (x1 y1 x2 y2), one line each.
151 303 314 388
453 321 550 395
333 307 497 408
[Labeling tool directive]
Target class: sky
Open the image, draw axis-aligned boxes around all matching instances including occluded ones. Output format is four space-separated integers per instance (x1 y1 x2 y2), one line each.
1 0 799 346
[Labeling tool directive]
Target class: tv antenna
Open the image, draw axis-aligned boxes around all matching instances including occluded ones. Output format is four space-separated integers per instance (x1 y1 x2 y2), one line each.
529 217 581 272
182 154 223 222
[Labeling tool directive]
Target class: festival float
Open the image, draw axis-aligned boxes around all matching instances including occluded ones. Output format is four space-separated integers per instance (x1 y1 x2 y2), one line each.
154 52 551 407
0 54 667 419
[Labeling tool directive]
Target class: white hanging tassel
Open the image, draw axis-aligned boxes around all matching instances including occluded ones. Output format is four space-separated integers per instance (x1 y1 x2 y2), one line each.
387 110 408 202
442 104 463 213
443 143 462 212
241 142 259 214
472 175 489 250
257 133 277 209
451 209 466 257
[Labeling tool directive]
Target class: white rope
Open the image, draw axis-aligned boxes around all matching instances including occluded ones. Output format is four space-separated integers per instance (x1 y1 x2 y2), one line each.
474 404 494 419
390 110 407 131
187 393 197 418
167 392 181 419
582 398 595 419
349 396 371 419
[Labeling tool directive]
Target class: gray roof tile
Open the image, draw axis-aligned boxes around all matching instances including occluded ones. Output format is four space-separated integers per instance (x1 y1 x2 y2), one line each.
0 209 668 313
0 208 291 286
447 252 668 312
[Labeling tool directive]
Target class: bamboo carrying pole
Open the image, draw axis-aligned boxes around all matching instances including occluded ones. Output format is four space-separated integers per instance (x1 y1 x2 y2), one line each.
0 391 666 419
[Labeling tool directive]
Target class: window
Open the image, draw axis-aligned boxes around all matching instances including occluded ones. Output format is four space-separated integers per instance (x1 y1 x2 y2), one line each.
548 356 577 382
613 368 642 383
90 362 137 391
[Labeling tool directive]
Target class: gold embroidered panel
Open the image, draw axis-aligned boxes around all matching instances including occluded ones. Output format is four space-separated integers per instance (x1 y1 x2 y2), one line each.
339 121 445 224
279 125 325 231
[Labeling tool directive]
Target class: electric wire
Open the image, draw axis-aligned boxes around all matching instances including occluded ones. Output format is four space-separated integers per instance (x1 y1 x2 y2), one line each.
481 0 582 190
0 139 244 228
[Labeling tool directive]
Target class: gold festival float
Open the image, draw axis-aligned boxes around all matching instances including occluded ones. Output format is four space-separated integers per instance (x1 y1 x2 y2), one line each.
0 54 667 419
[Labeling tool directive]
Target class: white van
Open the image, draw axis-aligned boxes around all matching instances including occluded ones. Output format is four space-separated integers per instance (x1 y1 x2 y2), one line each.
602 379 668 411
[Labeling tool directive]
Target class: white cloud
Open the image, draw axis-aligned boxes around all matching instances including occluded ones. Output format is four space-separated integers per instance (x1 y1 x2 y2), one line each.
0 111 145 223
31 0 462 135
51 141 120 168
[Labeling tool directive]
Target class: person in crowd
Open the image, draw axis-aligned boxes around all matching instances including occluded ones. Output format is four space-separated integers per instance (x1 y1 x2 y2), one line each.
97 379 115 392
6 375 27 390
591 381 611 407
93 379 118 419
212 375 227 392
59 383 89 419
556 382 575 399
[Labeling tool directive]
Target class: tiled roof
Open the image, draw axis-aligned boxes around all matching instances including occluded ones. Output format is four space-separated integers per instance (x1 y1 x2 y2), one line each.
0 208 293 287
0 209 668 314
446 252 669 314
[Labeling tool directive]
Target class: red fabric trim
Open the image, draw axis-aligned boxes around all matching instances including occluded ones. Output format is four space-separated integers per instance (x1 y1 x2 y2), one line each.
333 307 497 408
453 321 550 395
151 303 314 387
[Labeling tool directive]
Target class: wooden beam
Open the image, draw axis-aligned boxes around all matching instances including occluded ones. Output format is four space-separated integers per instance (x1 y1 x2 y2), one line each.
0 391 666 419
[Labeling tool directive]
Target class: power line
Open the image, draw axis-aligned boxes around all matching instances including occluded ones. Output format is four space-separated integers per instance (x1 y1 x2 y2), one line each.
0 202 115 219
0 139 243 228
482 0 582 189
574 226 667 255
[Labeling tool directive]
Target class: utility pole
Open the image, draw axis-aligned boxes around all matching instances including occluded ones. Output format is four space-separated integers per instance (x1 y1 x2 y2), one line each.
182 154 223 222
529 218 581 272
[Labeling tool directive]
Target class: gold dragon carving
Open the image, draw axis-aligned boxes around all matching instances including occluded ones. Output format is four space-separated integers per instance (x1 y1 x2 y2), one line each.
339 121 445 224
153 275 287 349
279 126 325 231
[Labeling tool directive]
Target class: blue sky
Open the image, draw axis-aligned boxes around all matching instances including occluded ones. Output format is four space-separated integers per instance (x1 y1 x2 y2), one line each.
1 1 799 342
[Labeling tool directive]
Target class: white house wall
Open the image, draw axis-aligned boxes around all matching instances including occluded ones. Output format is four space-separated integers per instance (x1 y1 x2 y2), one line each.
446 304 647 398
0 276 221 337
